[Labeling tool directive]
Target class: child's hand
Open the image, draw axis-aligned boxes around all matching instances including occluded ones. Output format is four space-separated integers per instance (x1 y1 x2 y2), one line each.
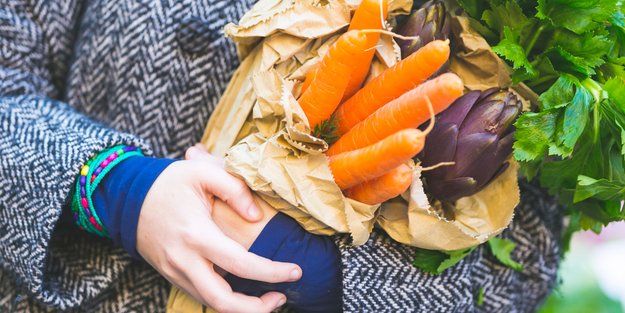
135 146 301 313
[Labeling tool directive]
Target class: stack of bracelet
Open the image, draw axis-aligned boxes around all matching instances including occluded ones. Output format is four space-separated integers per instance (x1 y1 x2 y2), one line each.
72 145 143 237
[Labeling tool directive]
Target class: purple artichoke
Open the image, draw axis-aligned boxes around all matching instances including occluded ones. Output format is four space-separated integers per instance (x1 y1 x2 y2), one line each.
419 88 522 203
396 0 450 59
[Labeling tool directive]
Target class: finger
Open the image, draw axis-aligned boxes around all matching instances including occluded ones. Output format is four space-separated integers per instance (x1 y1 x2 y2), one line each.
186 257 286 313
185 146 224 166
196 163 262 222
200 227 302 283
155 261 206 307
168 274 204 307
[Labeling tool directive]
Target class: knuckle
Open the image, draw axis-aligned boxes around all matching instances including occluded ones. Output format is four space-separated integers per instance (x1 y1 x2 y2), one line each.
229 257 250 277
225 184 252 208
180 228 203 248
231 181 249 197
164 251 183 270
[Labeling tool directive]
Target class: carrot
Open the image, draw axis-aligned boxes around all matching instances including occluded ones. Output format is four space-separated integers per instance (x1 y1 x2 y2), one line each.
344 163 412 204
342 0 389 100
327 72 463 156
300 64 318 95
335 40 450 135
298 31 369 129
329 129 424 189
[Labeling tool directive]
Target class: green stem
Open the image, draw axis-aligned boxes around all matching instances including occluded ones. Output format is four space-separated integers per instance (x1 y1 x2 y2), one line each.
594 100 600 143
525 24 547 57
527 74 558 89
581 78 606 144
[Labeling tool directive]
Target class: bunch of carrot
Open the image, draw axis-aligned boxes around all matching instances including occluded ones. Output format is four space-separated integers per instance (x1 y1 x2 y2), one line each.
298 0 464 205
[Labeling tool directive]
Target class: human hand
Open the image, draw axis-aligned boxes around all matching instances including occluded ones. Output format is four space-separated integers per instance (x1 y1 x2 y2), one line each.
135 147 302 313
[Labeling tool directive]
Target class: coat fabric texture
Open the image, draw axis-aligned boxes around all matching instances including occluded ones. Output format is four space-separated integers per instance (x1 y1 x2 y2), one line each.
0 0 562 312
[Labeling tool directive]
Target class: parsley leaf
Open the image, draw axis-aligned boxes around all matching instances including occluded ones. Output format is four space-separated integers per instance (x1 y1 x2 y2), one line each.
536 0 619 34
604 77 625 109
492 27 539 82
539 74 578 110
412 247 475 274
487 238 524 271
482 1 531 35
575 175 625 202
545 46 597 76
552 77 593 156
513 110 558 161
551 31 611 70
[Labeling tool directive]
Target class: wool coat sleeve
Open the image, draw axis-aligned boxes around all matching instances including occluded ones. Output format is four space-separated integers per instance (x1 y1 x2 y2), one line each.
0 1 153 309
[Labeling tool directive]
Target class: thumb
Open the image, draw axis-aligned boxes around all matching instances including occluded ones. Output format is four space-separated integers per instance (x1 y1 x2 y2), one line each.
198 165 263 222
190 151 262 222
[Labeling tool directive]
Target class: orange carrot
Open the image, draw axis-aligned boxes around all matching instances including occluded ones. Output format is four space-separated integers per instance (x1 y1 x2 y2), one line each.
335 40 450 135
298 31 368 129
330 129 424 189
300 64 318 95
345 163 413 204
342 0 389 100
327 72 463 156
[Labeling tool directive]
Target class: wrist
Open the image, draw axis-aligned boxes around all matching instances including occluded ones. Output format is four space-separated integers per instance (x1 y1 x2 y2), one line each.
72 145 143 236
72 144 176 259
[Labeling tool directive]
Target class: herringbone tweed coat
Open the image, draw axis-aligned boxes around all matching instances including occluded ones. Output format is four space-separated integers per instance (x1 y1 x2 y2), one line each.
0 0 562 312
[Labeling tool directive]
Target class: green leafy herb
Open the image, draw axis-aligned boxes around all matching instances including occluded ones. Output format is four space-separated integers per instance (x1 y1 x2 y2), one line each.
575 176 625 202
536 0 618 35
512 110 557 161
492 27 538 82
487 238 524 271
312 113 339 145
412 247 476 274
458 0 625 250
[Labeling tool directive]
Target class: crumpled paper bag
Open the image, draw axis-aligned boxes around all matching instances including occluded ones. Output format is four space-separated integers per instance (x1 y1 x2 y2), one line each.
201 0 412 246
169 0 523 311
377 161 519 250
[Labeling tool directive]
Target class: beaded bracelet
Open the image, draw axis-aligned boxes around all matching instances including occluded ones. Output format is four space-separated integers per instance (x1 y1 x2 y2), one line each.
72 145 143 237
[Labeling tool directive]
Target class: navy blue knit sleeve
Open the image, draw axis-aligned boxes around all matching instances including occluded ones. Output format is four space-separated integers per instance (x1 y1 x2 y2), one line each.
92 156 176 259
226 213 343 313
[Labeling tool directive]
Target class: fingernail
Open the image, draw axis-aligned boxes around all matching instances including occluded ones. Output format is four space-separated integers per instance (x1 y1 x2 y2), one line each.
248 206 260 219
276 297 286 308
290 268 301 280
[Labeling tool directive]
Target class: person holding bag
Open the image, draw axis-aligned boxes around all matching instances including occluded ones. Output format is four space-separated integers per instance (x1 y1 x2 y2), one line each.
0 0 561 312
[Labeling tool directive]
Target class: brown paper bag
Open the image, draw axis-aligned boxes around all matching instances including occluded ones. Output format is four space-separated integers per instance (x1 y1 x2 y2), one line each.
201 0 413 246
168 0 523 311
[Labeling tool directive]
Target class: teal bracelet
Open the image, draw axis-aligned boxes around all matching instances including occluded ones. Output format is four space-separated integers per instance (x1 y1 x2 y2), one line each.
72 145 143 237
